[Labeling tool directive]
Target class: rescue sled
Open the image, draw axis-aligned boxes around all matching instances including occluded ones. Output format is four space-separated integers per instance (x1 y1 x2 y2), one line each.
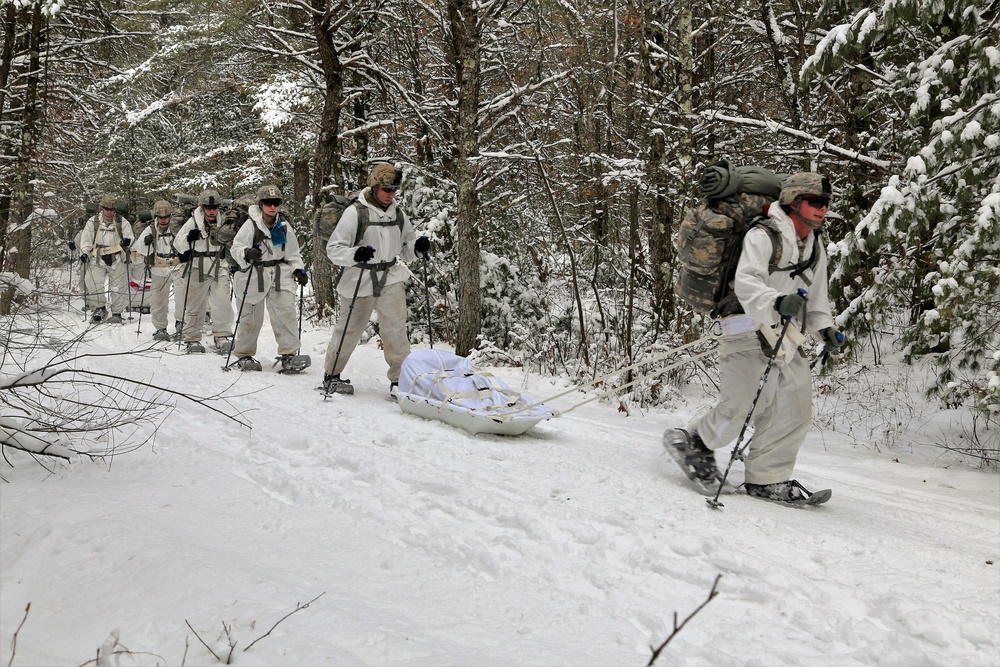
397 349 555 435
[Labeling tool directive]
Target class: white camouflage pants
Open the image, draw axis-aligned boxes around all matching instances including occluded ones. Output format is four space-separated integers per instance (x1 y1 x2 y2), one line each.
232 283 299 358
180 264 233 343
323 281 411 383
84 254 128 314
691 333 812 485
148 266 184 332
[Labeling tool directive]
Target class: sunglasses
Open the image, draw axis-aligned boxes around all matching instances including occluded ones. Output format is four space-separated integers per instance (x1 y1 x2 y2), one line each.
260 199 281 207
801 196 830 208
380 186 399 194
203 205 219 210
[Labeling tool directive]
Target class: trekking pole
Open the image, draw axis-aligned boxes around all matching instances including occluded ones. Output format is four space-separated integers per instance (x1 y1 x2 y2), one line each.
324 263 366 400
223 262 255 370
80 256 89 322
708 288 807 510
297 282 305 341
135 260 151 337
123 247 135 321
421 253 433 349
177 241 196 350
66 241 74 312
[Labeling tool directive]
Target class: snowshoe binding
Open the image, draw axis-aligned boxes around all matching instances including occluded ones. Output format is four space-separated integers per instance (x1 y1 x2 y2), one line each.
185 341 206 354
321 373 354 396
152 328 171 342
277 354 311 374
388 382 399 401
106 313 123 325
236 356 263 372
744 479 832 507
213 336 233 355
663 428 735 496
91 306 107 323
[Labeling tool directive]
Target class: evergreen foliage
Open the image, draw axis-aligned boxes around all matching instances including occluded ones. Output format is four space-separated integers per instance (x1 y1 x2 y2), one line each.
807 0 1000 415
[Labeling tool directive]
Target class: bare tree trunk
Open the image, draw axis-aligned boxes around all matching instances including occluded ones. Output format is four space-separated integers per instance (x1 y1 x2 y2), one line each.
448 0 482 357
309 1 347 321
2 4 42 315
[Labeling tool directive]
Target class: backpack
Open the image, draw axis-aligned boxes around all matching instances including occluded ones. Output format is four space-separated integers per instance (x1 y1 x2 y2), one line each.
675 163 818 318
313 192 404 253
170 194 198 236
214 194 252 248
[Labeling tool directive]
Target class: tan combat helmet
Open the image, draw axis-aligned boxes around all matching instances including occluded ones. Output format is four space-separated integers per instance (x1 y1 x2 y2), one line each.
99 194 117 210
199 189 223 207
152 200 172 217
256 184 282 204
367 163 402 190
779 172 832 206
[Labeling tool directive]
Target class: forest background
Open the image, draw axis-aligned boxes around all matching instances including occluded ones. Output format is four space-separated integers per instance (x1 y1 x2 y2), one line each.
0 0 997 456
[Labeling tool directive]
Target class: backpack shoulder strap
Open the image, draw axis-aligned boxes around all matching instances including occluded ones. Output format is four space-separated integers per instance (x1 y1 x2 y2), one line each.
353 202 369 247
747 216 783 271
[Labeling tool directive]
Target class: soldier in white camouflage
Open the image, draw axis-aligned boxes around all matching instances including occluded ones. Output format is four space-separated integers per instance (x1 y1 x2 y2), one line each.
139 200 185 341
666 171 845 505
79 194 133 324
173 189 235 353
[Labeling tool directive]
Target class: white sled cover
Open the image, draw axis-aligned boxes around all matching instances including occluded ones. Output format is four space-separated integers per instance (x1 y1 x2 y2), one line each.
397 349 555 435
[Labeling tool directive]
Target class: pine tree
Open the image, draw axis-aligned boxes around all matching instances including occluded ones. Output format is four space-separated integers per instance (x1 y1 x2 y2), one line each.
807 0 1000 416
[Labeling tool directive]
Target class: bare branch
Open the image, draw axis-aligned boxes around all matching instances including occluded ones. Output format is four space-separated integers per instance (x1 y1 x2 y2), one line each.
648 574 723 666
243 592 326 653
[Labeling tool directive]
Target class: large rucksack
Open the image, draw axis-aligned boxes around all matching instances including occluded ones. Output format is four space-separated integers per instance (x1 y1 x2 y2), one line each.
675 162 818 318
313 192 404 253
170 194 198 236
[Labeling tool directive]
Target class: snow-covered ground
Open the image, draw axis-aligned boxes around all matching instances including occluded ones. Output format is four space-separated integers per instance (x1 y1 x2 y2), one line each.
2 304 998 667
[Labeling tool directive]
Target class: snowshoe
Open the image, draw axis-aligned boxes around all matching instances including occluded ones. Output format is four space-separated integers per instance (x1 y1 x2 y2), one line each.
745 480 831 507
185 341 206 354
91 306 107 323
236 356 263 372
106 313 123 325
321 373 354 396
277 354 311 374
388 382 399 402
663 428 733 496
152 328 171 342
213 336 233 354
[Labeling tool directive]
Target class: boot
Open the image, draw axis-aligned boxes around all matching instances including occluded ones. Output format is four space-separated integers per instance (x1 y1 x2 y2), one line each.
237 356 263 372
152 328 171 342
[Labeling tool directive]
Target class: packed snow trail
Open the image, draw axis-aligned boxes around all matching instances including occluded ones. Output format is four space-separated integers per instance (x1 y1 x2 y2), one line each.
1 317 997 666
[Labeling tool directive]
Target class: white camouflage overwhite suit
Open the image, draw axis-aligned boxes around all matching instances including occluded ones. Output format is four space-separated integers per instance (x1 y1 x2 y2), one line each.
173 208 235 344
79 212 131 315
691 204 836 485
229 206 305 358
138 222 184 334
323 188 417 383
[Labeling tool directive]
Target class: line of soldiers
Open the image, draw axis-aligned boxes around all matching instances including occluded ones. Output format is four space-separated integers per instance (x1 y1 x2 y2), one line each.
73 164 430 397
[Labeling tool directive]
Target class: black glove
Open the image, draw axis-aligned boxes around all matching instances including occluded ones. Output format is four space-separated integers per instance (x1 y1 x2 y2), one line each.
293 268 309 286
187 228 201 244
821 327 845 350
414 236 430 254
244 246 263 263
67 240 77 251
775 292 806 318
121 237 131 248
354 245 375 263
144 234 154 247
178 251 190 263
80 253 88 263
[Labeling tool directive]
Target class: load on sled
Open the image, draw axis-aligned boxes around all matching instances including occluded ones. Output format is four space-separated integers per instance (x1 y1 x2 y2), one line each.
396 350 555 435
